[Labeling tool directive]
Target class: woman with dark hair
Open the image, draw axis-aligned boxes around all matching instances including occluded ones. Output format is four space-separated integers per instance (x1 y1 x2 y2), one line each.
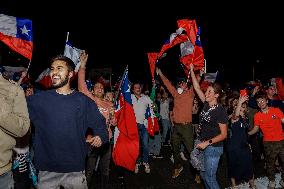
190 64 228 189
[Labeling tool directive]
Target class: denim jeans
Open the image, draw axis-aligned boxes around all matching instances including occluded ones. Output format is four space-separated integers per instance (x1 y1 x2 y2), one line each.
0 171 13 189
137 123 149 163
161 119 171 143
200 146 223 189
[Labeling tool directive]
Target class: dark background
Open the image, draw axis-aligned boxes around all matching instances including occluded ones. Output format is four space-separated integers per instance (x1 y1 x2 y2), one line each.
1 2 283 89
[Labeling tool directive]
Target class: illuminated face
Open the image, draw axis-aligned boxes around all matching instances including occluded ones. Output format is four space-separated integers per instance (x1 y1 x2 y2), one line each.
205 86 218 103
267 86 276 96
256 98 268 110
50 60 71 88
178 81 188 90
133 84 142 96
93 83 105 98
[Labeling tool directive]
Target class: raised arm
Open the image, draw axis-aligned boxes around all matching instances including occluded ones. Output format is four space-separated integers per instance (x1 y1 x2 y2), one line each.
232 95 249 121
78 51 93 96
190 64 205 103
156 68 178 97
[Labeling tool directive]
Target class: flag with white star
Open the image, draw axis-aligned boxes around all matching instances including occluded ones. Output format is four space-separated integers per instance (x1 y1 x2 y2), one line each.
113 67 139 171
0 14 33 60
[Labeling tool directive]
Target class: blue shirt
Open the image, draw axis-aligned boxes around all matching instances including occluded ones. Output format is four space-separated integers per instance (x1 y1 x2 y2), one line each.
27 89 108 172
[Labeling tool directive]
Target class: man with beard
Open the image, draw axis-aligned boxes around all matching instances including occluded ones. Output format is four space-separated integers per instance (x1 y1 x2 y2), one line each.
27 55 108 189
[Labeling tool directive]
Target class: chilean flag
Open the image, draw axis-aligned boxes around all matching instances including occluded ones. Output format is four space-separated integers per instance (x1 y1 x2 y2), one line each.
0 14 33 60
113 67 139 171
35 68 52 89
145 105 159 137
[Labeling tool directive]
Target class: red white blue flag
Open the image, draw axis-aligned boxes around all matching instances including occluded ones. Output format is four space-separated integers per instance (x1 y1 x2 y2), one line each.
113 67 139 171
0 14 33 60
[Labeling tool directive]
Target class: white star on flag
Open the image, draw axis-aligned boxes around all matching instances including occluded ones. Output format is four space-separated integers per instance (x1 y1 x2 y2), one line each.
126 85 130 93
20 25 30 36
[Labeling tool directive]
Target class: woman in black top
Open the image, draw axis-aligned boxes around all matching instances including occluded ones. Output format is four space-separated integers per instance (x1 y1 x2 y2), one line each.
190 64 228 189
227 95 254 188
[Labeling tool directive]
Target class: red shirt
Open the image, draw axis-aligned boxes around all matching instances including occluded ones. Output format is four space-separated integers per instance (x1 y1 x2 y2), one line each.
254 107 284 141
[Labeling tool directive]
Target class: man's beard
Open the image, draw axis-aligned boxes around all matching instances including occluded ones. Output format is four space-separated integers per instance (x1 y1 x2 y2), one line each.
51 76 69 89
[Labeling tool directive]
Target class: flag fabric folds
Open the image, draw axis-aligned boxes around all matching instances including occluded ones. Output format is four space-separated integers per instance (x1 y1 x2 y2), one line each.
35 68 52 89
156 19 204 74
179 20 204 71
147 53 159 82
145 104 159 137
63 41 83 72
0 14 33 60
113 67 139 171
146 85 159 136
204 71 218 83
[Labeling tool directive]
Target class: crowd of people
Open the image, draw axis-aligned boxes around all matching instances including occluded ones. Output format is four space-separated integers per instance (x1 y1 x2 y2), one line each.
1 51 284 189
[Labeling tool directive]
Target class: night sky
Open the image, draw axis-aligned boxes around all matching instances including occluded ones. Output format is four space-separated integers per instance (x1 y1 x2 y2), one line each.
1 3 283 88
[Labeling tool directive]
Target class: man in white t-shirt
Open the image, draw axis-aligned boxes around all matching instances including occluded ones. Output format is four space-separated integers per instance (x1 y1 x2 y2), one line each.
131 83 153 174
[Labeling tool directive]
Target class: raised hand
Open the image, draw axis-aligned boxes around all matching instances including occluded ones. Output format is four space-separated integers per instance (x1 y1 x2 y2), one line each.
80 50 88 68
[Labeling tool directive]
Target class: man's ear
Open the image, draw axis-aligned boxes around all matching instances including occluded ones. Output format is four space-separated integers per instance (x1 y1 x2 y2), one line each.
68 71 74 79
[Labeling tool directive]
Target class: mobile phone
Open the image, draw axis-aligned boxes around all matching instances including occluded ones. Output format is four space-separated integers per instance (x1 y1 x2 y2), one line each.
240 89 248 97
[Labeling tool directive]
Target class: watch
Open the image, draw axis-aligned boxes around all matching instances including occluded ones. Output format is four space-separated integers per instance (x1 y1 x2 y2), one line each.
208 139 213 145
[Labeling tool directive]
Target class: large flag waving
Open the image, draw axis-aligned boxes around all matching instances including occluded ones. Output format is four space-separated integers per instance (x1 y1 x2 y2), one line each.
179 20 204 71
158 28 188 59
0 14 33 60
113 67 139 171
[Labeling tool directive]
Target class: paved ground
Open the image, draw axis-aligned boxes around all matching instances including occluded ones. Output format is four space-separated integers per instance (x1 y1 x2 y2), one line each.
89 145 267 189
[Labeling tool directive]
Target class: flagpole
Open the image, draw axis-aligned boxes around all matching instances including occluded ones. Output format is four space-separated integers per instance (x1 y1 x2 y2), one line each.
114 65 128 102
66 32 69 43
110 68 112 91
26 60 32 73
204 58 207 73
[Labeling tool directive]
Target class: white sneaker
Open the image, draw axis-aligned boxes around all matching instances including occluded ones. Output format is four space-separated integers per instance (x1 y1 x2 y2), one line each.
143 162 150 173
134 163 140 174
180 152 188 161
170 154 174 163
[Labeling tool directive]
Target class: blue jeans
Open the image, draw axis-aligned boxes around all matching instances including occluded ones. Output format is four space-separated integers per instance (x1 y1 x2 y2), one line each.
137 123 149 163
0 171 13 189
161 119 171 143
200 146 223 189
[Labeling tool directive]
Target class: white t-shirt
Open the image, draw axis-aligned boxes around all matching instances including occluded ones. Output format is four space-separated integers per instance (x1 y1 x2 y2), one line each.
131 94 153 125
160 99 170 120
